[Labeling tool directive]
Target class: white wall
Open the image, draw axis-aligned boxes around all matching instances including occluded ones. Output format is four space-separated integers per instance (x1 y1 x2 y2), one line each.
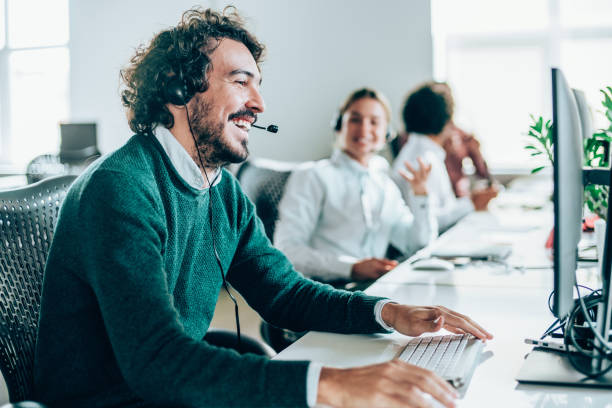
69 0 432 161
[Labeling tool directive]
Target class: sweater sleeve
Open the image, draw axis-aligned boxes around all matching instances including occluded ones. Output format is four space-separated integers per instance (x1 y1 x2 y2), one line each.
76 170 311 407
227 178 389 334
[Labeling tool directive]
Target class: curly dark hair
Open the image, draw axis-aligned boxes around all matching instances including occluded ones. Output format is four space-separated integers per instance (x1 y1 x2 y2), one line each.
121 6 265 135
402 81 454 136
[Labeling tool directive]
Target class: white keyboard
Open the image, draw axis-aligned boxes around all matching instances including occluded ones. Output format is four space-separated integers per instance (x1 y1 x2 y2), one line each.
398 333 484 388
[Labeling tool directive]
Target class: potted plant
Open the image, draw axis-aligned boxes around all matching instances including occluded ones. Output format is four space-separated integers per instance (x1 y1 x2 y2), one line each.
525 87 612 221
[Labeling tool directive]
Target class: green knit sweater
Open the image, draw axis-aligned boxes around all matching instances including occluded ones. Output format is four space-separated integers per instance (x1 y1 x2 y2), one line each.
33 133 387 408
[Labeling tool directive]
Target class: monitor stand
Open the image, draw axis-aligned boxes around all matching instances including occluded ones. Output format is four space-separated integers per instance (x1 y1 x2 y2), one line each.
516 348 612 387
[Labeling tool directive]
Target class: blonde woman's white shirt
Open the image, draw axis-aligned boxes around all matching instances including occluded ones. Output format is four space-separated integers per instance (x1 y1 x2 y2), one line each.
274 149 436 281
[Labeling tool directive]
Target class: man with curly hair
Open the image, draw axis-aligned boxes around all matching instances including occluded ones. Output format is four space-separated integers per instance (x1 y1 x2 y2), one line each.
34 7 491 408
392 82 498 233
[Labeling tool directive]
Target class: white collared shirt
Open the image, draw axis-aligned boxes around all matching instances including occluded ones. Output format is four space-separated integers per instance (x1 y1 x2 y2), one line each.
391 134 473 232
154 126 221 190
274 149 436 281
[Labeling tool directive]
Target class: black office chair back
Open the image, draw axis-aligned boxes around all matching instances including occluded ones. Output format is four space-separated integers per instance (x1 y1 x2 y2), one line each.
235 159 297 241
0 175 76 402
203 329 275 358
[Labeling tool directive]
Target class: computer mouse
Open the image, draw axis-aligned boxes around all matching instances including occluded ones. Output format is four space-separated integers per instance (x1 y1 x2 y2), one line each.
411 258 455 272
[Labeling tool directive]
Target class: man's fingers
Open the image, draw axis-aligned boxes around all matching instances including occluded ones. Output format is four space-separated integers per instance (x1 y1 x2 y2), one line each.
436 306 493 340
396 363 457 408
442 325 466 335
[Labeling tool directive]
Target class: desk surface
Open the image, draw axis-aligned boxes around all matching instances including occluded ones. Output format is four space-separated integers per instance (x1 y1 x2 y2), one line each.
276 178 611 407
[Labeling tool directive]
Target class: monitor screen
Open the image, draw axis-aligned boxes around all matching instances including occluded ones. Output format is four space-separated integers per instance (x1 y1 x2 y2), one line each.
59 123 99 161
572 89 593 141
552 67 584 320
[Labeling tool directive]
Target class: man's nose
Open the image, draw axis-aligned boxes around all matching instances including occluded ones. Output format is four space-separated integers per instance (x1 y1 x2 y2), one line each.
246 86 265 113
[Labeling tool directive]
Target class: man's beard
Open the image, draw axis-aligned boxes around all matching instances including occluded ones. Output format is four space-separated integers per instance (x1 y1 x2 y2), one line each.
189 96 249 168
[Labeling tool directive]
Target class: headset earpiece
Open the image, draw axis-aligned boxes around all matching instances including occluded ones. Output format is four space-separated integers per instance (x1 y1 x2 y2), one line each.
164 70 192 106
331 111 343 132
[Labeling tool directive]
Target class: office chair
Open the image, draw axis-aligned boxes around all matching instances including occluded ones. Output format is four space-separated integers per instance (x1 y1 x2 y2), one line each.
24 123 101 185
235 158 299 241
203 329 275 357
0 175 76 406
235 159 310 352
24 155 65 185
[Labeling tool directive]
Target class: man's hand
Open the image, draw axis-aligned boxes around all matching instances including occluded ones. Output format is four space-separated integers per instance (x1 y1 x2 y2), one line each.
381 304 493 341
317 361 458 408
470 185 498 211
351 258 398 280
398 157 431 196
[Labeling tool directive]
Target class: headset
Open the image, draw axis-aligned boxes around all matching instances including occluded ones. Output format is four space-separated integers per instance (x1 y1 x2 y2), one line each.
164 67 278 132
332 109 394 141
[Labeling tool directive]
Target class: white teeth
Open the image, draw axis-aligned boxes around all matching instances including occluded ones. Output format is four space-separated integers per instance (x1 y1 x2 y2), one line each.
232 119 252 131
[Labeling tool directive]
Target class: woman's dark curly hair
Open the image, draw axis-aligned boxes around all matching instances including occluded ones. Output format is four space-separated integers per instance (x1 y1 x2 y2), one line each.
121 6 265 134
402 81 454 136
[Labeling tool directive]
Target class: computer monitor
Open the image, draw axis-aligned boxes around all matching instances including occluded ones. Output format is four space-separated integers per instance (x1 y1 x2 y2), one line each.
516 68 612 386
551 68 584 320
572 89 593 141
59 123 100 162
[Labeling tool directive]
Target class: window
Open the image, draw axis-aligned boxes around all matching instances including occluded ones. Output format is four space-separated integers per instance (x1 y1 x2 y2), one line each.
0 0 69 166
432 0 612 170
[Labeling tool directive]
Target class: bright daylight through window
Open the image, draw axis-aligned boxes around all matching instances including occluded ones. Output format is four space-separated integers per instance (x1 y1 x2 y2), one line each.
432 0 612 171
0 0 69 167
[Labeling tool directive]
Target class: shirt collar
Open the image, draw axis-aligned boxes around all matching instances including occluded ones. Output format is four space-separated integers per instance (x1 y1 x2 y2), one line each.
153 126 222 190
414 133 446 161
331 149 372 176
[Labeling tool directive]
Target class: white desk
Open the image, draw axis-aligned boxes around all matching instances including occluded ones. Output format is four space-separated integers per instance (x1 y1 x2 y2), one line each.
276 179 612 407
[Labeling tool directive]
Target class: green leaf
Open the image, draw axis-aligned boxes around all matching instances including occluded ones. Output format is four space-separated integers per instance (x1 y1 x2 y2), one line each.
531 166 545 174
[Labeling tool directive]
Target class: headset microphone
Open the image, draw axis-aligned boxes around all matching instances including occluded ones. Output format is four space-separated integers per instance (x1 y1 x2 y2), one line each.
252 123 278 133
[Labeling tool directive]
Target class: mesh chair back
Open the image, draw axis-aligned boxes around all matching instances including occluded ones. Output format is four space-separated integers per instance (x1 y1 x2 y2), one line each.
0 175 76 402
236 159 299 241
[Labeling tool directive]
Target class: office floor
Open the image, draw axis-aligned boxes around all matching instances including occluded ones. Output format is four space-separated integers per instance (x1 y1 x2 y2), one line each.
0 291 264 405
209 288 265 343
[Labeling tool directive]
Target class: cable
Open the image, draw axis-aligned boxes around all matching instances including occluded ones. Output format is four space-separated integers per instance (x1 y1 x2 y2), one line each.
559 284 612 378
185 105 242 351
575 284 611 350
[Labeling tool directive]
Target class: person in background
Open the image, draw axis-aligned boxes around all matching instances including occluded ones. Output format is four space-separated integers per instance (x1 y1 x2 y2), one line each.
389 82 492 199
392 82 498 233
274 88 437 283
34 9 491 408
